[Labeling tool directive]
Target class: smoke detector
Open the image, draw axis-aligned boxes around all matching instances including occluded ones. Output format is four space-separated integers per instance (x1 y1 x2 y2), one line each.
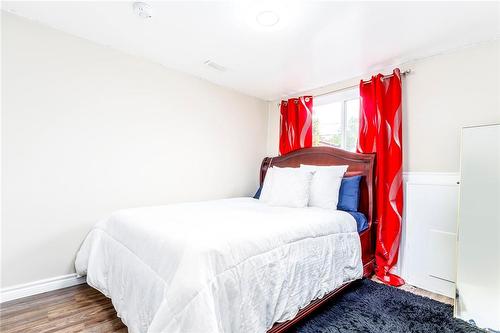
133 2 152 19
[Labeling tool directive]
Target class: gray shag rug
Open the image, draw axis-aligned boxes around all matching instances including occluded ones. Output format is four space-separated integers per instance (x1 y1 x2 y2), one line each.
293 279 481 333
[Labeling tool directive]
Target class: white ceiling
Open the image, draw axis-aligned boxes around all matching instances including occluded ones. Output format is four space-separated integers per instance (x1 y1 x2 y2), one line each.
2 1 499 101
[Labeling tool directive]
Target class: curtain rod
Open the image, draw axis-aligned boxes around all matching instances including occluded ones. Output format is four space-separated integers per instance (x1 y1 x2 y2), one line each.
278 69 411 104
314 69 411 98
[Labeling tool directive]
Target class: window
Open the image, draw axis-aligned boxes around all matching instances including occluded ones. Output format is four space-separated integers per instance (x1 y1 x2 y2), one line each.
312 88 360 152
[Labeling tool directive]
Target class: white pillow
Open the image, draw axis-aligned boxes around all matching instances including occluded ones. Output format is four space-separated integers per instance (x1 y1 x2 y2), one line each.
300 164 348 210
259 167 314 208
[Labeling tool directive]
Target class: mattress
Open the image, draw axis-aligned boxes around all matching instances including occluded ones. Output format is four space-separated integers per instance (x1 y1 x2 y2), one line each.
75 197 363 333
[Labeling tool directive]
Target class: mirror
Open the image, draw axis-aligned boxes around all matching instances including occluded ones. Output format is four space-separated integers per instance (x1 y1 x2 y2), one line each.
455 124 500 331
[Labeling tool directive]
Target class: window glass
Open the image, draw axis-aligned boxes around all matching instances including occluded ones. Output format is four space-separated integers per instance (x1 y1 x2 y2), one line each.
312 89 360 152
313 102 342 147
345 99 360 152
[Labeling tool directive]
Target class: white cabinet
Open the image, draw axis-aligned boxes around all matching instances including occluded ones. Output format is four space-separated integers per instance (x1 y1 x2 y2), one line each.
455 124 500 331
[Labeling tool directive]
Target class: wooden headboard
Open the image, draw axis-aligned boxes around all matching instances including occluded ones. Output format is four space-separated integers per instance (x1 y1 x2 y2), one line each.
259 146 375 229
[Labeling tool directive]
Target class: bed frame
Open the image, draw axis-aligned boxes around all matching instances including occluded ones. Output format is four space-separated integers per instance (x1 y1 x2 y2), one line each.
261 147 376 333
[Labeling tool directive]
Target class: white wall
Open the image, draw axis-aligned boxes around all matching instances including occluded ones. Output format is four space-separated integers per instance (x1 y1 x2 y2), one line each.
267 40 500 172
1 13 268 288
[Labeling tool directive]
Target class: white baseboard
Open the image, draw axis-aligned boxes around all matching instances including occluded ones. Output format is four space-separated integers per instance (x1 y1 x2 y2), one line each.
1 274 86 303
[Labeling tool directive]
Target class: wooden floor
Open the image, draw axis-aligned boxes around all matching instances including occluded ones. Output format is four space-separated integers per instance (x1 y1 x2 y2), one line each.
371 276 454 305
0 281 453 333
0 284 126 333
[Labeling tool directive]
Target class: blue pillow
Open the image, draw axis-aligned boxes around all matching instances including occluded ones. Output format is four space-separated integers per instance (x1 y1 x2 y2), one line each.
347 211 369 233
337 176 362 212
253 186 262 199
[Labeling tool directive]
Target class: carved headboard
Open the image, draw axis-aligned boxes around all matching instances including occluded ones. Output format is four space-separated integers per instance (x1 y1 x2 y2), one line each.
259 146 375 230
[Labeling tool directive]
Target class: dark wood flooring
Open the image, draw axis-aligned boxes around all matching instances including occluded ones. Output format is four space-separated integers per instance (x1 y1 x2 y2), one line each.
0 284 127 333
0 281 452 332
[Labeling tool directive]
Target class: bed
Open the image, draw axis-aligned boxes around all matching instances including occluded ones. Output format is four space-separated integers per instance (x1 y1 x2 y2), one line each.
75 146 375 333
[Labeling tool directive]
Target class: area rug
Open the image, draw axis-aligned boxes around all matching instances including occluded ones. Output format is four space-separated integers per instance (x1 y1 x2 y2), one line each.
293 279 481 333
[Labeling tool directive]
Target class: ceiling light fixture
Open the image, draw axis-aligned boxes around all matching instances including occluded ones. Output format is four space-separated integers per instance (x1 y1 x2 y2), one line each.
133 2 152 19
256 11 280 27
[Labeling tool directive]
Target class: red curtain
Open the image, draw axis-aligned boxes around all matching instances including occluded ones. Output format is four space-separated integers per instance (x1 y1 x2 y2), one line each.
357 68 405 287
279 96 313 155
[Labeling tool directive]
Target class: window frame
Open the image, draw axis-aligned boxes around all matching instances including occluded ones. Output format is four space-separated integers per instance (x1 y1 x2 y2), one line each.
313 88 360 151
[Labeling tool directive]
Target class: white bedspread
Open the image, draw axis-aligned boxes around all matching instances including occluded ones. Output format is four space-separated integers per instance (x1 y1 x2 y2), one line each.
75 198 362 333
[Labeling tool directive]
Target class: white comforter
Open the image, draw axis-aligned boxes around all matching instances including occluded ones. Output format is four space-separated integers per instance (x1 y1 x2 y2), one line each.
75 198 362 333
